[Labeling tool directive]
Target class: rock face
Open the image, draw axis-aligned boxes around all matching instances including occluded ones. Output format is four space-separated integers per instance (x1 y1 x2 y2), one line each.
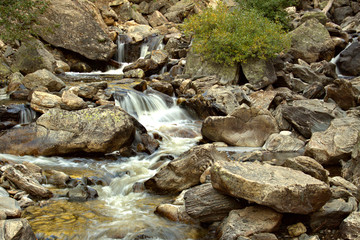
201 106 279 147
22 69 65 92
0 219 36 240
211 161 331 214
289 18 335 63
0 106 136 156
36 0 116 61
305 117 360 165
184 183 245 223
217 206 282 240
338 41 360 76
144 144 229 194
263 132 305 152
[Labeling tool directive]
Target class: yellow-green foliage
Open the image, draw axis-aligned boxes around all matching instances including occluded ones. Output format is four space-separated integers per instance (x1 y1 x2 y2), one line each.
182 3 291 65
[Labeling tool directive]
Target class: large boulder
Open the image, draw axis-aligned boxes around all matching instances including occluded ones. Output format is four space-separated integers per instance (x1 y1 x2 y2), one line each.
325 79 358 110
263 132 305 152
30 91 62 113
211 161 331 214
35 0 116 61
184 183 245 223
241 58 277 90
217 206 282 240
12 39 56 75
144 144 229 194
305 117 360 165
0 106 136 156
201 105 279 147
337 41 360 76
0 219 36 240
289 18 335 63
22 69 65 92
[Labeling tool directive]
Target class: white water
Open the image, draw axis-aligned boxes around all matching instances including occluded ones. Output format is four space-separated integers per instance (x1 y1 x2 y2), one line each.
20 106 37 124
0 90 202 239
331 36 359 78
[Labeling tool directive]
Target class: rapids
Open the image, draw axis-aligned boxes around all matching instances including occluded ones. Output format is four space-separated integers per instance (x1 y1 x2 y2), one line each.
0 89 205 240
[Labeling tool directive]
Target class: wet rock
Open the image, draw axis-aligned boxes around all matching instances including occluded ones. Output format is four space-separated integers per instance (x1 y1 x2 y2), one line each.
149 81 174 96
201 105 279 147
155 204 195 223
241 58 277 90
217 206 282 240
0 196 21 219
22 161 43 183
2 165 53 199
144 144 229 194
61 89 88 110
12 39 56 75
139 133 159 154
324 79 358 110
123 69 145 79
289 18 335 63
305 117 360 165
66 184 98 201
35 0 116 61
44 170 71 188
125 24 154 43
0 106 136 156
0 218 36 240
22 69 65 92
184 183 245 223
340 211 360 240
123 58 159 75
71 62 92 73
263 132 305 152
310 197 357 231
211 161 331 214
30 91 62 113
150 50 168 66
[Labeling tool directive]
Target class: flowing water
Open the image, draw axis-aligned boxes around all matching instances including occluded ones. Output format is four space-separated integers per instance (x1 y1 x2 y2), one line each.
0 89 205 240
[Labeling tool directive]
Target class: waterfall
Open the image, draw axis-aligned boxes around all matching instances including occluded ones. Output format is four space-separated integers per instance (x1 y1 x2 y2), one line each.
139 35 164 59
20 105 37 124
115 34 132 63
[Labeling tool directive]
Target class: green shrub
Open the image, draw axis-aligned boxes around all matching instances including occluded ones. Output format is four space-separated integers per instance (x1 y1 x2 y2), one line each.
182 3 291 65
0 0 48 42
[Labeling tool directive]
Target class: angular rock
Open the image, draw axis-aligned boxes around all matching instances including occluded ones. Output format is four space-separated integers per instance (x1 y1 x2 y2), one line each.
0 197 21 219
211 161 331 214
325 79 357 110
44 170 71 188
201 105 279 147
287 63 334 86
148 11 169 27
0 219 36 240
217 206 282 240
305 117 360 165
2 165 53 199
310 197 357 231
30 91 62 114
12 39 56 75
338 42 360 76
184 183 245 223
150 50 168 66
263 132 305 152
66 184 98 201
36 0 116 61
155 204 195 224
0 106 136 156
241 58 277 90
144 144 229 194
149 81 174 96
22 69 65 92
61 90 87 110
289 18 335 63
340 211 360 240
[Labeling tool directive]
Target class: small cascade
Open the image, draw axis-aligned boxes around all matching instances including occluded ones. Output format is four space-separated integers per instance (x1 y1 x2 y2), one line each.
115 34 132 63
139 35 164 59
20 105 37 124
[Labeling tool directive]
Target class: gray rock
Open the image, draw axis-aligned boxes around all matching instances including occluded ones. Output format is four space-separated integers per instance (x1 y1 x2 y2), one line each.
0 187 8 197
184 183 245 223
202 105 279 147
2 165 53 199
310 197 357 231
44 170 71 188
338 41 360 76
66 184 98 201
241 58 277 90
144 144 229 194
340 211 360 240
22 69 65 92
35 0 116 61
217 206 282 240
305 117 360 165
211 161 331 214
12 39 56 75
0 219 36 240
0 196 21 219
0 106 136 156
289 18 335 63
263 132 305 152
